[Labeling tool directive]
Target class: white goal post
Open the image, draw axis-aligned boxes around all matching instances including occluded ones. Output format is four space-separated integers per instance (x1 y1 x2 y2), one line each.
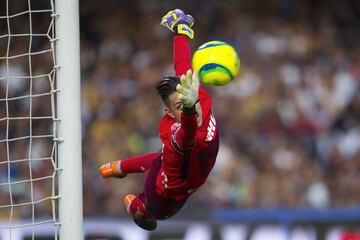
0 0 83 239
55 0 84 239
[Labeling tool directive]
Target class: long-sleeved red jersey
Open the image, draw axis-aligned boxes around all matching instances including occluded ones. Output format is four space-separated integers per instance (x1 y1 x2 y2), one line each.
156 35 219 201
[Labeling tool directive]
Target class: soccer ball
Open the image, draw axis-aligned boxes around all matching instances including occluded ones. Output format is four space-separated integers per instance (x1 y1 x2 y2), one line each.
192 41 240 86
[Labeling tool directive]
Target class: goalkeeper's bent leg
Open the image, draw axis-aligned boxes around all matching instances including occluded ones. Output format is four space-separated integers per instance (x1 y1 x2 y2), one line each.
123 194 157 231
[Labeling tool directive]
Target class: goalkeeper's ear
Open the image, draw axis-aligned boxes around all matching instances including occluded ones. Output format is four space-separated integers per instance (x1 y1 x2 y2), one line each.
165 107 175 120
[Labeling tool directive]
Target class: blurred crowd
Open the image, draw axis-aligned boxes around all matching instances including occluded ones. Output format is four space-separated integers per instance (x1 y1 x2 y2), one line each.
1 0 360 220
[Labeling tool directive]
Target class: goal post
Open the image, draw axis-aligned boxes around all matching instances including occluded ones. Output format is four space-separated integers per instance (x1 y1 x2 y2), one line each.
55 0 84 239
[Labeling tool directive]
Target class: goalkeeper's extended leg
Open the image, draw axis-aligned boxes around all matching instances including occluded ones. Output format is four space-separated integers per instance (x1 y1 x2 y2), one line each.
99 152 161 178
123 194 157 231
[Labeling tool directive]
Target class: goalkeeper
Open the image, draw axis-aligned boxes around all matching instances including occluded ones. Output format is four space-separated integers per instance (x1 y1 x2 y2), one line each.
99 9 219 231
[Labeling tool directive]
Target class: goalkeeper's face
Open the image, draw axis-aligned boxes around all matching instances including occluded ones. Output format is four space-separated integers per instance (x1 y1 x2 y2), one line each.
165 91 202 127
166 91 183 123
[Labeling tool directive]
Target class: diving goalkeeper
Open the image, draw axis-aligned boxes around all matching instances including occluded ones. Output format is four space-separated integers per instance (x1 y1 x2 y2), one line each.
99 9 219 231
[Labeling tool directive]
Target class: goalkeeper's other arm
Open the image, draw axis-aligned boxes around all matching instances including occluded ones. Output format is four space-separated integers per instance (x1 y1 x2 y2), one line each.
161 9 194 39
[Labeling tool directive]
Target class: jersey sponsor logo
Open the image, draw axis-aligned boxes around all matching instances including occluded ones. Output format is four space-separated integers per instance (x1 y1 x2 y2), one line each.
206 114 216 142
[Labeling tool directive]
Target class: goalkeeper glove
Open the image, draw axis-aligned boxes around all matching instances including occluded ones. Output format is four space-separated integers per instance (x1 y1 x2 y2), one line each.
176 70 199 112
161 9 194 39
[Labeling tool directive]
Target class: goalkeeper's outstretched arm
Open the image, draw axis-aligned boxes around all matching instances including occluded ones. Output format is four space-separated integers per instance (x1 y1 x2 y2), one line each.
161 9 194 76
174 35 192 76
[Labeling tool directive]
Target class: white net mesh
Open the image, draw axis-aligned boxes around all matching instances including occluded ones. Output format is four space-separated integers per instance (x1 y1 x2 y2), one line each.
0 0 60 239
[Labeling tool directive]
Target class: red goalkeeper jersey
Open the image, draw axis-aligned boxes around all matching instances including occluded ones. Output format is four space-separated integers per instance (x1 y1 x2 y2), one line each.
156 35 219 201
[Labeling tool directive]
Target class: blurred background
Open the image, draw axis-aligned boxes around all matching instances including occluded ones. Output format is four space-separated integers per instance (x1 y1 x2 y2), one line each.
80 0 360 213
1 0 360 239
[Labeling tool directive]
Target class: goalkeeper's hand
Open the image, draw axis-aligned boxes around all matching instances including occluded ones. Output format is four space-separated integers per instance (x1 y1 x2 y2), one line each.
161 9 194 39
176 70 199 111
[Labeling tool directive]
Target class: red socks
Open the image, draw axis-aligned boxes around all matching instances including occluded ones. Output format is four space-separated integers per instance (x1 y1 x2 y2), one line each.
128 197 148 219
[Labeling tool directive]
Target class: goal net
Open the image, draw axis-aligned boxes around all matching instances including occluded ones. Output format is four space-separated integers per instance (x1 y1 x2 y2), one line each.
0 0 83 239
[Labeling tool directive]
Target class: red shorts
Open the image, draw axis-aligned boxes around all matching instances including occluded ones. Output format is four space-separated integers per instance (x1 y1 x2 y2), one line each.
138 154 187 220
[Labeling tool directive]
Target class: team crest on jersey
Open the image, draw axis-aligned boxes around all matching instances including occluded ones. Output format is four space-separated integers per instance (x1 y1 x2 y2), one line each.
206 114 216 142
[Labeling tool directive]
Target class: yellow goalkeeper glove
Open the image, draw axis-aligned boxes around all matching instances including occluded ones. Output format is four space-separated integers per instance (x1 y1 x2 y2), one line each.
161 9 194 39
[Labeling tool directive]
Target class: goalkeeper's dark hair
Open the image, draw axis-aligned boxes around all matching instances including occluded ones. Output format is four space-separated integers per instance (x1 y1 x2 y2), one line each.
156 76 180 107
